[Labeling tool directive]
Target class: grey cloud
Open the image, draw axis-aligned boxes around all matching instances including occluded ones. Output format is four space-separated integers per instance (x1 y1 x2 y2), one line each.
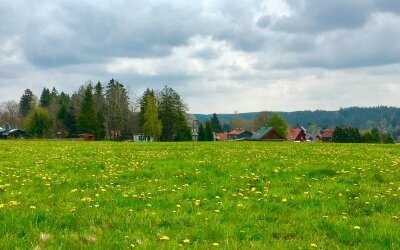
275 0 374 33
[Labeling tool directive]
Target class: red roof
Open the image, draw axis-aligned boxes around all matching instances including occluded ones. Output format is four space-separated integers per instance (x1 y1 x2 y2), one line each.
321 130 333 138
228 129 246 135
216 132 228 141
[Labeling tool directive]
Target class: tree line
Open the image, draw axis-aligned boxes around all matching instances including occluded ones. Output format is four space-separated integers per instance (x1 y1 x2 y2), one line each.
333 126 395 144
0 80 191 141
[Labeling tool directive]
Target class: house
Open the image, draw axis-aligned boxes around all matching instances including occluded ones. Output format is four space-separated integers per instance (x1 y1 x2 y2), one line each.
227 129 253 140
248 126 286 141
215 132 228 141
319 129 333 142
286 127 307 142
0 129 32 139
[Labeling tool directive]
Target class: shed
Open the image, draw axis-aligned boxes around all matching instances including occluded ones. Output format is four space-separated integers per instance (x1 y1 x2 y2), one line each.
78 133 95 141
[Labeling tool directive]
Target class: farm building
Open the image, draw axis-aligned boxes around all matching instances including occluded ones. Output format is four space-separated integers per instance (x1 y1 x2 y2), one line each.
248 126 285 141
286 127 307 142
227 129 253 140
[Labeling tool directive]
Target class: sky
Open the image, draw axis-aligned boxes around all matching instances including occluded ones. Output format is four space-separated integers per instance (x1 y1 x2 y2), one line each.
1 0 400 114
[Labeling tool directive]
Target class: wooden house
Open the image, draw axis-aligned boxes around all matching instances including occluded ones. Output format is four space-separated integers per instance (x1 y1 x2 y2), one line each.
248 126 285 141
319 129 333 142
286 127 307 142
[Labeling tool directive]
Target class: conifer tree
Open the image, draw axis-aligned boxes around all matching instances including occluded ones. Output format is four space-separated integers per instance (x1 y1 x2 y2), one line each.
210 113 223 132
205 120 214 141
197 123 205 141
77 85 99 135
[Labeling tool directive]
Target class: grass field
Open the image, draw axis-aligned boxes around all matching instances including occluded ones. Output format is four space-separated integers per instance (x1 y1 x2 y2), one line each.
0 141 399 249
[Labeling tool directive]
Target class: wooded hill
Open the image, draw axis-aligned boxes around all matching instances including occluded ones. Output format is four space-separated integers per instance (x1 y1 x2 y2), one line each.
194 106 400 137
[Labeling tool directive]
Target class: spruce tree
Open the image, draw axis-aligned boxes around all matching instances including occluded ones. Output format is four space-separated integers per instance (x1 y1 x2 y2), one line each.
198 123 205 141
40 88 51 107
159 86 191 141
210 113 223 132
77 85 99 135
205 121 214 141
19 89 35 118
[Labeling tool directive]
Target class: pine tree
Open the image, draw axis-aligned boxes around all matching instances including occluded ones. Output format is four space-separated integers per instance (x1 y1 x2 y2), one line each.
40 88 51 107
198 123 205 141
142 95 162 141
159 86 191 141
19 89 35 118
77 85 99 135
210 113 223 132
93 82 106 139
205 120 214 141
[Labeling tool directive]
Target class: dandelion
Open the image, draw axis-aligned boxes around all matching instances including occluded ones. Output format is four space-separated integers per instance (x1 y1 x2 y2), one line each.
159 235 170 241
182 239 190 244
212 243 220 246
9 201 20 206
30 206 37 209
0 204 5 209
353 226 361 230
71 189 78 192
282 198 287 202
310 243 318 248
392 215 398 220
176 204 181 208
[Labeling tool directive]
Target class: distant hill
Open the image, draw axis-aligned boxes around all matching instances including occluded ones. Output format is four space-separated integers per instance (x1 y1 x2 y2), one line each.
193 106 400 131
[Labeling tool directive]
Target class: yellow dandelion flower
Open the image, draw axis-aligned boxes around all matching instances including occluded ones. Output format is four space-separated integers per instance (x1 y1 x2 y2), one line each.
212 242 220 246
30 206 37 209
182 239 190 244
159 235 170 241
310 243 318 248
392 215 398 220
353 226 361 230
282 198 287 202
0 204 5 209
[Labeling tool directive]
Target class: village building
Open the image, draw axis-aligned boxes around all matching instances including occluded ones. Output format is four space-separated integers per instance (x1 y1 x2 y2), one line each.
318 129 333 142
132 133 155 142
227 129 253 140
0 128 32 139
286 127 307 142
248 126 286 141
78 133 95 141
215 132 228 141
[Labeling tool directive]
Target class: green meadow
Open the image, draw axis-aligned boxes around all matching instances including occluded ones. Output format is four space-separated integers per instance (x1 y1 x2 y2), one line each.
0 141 399 249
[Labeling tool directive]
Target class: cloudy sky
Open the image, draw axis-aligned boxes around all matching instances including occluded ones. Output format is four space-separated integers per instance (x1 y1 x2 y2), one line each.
1 0 400 113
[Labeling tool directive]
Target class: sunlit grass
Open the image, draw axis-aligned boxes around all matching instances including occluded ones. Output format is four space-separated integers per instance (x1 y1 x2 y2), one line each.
0 141 399 249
